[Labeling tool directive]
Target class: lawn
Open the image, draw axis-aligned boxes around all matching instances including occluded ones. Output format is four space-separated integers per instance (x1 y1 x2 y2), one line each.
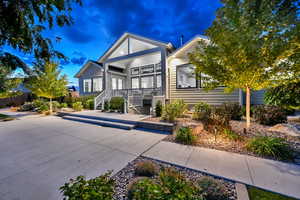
248 186 297 200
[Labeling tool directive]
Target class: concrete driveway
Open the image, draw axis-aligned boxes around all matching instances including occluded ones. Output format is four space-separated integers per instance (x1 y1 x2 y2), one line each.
0 116 166 200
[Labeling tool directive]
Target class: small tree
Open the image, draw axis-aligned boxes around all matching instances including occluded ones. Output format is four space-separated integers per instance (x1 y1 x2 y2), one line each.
26 62 68 114
189 0 300 128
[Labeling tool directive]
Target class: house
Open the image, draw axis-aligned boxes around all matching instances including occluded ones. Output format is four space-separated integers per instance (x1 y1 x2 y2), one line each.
75 32 264 114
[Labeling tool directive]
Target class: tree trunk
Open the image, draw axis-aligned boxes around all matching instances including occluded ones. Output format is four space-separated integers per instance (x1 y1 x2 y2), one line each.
49 98 53 115
246 87 251 128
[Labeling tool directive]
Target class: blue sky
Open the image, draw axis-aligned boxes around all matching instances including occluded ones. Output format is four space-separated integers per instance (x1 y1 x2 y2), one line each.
6 0 222 86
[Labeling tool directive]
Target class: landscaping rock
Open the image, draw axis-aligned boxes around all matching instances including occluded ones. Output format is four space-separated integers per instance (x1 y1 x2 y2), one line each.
268 123 300 137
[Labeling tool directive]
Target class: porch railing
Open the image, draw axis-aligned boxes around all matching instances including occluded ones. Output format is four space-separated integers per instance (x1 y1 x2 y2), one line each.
94 87 163 110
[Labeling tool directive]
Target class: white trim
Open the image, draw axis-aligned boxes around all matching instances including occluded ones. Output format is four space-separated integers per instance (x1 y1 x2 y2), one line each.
74 61 103 78
98 32 173 63
168 35 209 59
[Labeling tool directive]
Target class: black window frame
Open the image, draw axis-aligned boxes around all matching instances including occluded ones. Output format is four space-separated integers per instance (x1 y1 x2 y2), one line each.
131 77 140 89
155 62 161 72
141 64 154 74
176 64 197 89
131 67 139 75
141 75 154 89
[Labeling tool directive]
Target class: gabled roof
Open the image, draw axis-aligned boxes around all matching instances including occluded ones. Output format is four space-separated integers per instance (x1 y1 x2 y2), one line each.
168 35 209 58
74 60 103 78
98 32 174 63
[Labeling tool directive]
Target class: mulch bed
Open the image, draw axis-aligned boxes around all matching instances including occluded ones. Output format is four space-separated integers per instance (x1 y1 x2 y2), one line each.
113 156 237 200
146 115 300 162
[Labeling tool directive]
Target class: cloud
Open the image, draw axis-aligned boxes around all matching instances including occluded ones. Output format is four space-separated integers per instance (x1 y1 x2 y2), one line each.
71 56 86 65
69 51 87 65
85 0 222 47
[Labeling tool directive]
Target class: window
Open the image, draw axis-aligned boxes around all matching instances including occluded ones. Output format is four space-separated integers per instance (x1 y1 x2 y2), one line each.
118 79 123 89
141 76 154 88
141 64 154 74
83 79 91 92
155 62 161 72
93 77 102 92
176 64 196 88
156 75 161 88
112 78 117 90
131 67 139 75
131 77 139 89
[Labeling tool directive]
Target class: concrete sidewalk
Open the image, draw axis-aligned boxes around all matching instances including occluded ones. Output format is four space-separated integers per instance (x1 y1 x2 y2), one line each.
143 141 300 199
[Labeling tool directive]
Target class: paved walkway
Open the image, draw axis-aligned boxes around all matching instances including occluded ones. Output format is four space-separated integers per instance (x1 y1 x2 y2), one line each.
143 141 300 199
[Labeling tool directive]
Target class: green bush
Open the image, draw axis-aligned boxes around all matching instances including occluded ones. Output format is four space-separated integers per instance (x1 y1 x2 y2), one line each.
155 101 162 117
38 103 49 113
129 168 204 200
84 99 94 110
158 168 203 200
162 100 187 122
252 105 287 125
109 97 124 112
265 81 300 111
60 172 114 200
64 95 95 108
198 176 229 200
221 102 242 120
175 127 196 145
246 136 293 160
51 101 60 111
104 101 110 111
72 102 83 111
192 102 211 121
135 161 159 177
223 128 243 141
128 178 162 200
60 102 68 108
32 99 45 108
18 102 34 111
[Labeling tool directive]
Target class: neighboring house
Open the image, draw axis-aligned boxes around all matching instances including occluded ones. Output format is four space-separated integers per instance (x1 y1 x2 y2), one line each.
75 32 264 114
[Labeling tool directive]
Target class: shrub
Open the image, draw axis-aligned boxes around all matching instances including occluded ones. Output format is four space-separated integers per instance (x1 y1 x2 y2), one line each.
162 100 187 122
155 101 162 117
135 161 158 177
84 99 94 110
221 102 242 120
18 102 34 111
109 97 124 112
246 136 293 160
127 177 162 200
60 172 114 200
72 102 83 111
264 81 300 111
60 103 68 108
175 127 196 145
104 101 110 111
198 176 229 200
159 168 203 200
52 101 60 111
223 128 243 141
32 99 45 109
192 102 211 121
38 103 49 113
252 105 287 125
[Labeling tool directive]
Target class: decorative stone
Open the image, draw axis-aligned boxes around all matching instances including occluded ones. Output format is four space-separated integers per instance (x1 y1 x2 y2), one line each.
268 123 300 137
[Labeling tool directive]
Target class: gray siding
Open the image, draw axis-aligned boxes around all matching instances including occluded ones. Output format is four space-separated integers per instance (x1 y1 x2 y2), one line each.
242 90 265 105
78 63 103 96
168 58 240 106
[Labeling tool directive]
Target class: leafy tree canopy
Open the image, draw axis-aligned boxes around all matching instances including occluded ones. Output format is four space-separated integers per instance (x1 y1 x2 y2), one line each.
0 0 82 93
189 0 300 92
26 61 68 100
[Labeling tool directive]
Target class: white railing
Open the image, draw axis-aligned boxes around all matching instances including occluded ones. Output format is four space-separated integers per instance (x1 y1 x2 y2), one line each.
94 90 111 110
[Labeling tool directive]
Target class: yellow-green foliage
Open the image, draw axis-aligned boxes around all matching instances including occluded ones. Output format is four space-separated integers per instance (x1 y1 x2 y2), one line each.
162 100 187 122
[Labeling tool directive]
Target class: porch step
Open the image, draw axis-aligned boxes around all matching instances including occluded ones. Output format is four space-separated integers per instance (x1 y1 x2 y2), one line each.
57 112 138 125
61 115 135 130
